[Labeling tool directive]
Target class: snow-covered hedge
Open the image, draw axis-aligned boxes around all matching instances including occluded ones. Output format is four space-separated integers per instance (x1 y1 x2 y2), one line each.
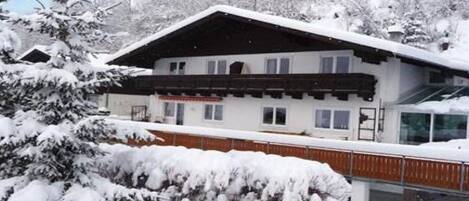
100 144 351 201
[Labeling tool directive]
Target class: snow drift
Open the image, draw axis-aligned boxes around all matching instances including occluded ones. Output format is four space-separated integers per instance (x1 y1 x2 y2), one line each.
100 144 351 201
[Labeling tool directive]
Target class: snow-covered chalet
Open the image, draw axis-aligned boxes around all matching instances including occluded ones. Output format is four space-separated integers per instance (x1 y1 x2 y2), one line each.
106 5 469 146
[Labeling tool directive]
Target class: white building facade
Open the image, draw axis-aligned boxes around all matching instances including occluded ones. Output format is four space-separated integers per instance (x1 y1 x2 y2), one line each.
107 5 469 146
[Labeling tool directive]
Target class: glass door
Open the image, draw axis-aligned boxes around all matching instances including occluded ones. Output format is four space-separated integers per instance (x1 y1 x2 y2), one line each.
176 103 184 125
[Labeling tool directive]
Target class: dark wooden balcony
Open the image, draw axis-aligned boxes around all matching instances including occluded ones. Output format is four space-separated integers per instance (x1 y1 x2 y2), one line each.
125 73 377 101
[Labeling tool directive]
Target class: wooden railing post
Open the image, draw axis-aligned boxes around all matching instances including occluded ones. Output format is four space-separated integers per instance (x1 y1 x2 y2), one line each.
349 151 354 177
306 146 312 160
231 139 235 150
266 142 270 154
172 134 176 146
460 162 465 192
200 137 205 150
400 156 406 185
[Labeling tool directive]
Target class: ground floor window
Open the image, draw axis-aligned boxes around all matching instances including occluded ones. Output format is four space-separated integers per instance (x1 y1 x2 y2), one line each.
204 104 223 121
399 112 468 145
433 114 467 142
262 107 287 126
164 102 176 117
315 109 350 130
399 113 431 145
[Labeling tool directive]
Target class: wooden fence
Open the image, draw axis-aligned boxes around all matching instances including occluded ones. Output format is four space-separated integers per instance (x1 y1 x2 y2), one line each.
135 130 469 193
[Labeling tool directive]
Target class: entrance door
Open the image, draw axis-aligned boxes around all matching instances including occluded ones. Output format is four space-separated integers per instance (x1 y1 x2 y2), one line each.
358 107 377 141
176 103 184 125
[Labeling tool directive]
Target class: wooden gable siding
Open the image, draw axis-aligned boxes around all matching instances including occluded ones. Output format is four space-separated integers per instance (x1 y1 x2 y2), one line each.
109 12 388 68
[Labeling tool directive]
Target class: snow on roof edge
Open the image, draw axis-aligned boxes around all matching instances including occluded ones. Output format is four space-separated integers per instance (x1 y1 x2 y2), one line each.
106 5 469 72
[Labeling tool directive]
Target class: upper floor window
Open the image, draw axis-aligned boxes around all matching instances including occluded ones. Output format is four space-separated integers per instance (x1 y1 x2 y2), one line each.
320 56 350 73
207 60 227 75
428 71 446 84
315 109 350 130
263 106 287 126
265 58 290 74
204 104 223 121
170 62 185 75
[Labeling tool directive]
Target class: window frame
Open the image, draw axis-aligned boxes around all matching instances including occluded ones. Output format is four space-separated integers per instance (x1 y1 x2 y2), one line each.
264 57 291 74
163 102 176 117
314 108 351 131
427 69 446 85
203 104 224 122
169 61 186 75
207 59 228 75
397 111 469 145
261 106 288 127
319 54 352 74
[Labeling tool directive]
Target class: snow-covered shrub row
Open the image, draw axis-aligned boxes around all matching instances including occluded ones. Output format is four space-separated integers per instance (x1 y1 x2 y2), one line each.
100 144 351 201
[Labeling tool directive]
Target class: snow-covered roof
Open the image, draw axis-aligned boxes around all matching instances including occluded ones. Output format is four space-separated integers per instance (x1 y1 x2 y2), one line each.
17 45 48 60
387 24 404 33
106 5 469 72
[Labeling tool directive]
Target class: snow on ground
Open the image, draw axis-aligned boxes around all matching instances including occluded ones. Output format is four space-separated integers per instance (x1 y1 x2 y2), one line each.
110 119 469 162
100 143 351 201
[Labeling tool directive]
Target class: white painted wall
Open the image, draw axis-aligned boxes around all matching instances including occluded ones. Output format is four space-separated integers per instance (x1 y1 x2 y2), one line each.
148 50 425 142
399 62 425 97
154 50 358 75
352 180 370 201
150 94 380 140
98 94 150 117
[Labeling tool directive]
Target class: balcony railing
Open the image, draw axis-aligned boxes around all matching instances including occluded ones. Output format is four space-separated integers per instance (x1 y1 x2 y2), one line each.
126 128 469 194
121 73 377 101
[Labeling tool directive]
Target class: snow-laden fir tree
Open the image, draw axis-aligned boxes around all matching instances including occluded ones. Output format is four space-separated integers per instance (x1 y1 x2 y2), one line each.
0 1 161 200
0 0 22 118
401 1 432 49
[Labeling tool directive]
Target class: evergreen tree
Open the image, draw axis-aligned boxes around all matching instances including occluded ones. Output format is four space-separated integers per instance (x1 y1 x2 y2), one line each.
0 1 158 200
0 0 22 118
401 1 432 49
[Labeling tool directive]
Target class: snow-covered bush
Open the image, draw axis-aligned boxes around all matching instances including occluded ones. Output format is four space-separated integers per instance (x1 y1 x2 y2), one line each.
100 144 352 201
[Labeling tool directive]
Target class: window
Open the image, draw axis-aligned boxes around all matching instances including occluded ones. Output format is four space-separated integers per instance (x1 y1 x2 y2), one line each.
263 107 287 126
315 110 331 128
399 113 431 145
164 102 176 117
336 57 350 73
333 110 350 130
265 58 290 74
315 109 350 130
429 71 445 84
204 104 223 121
207 60 227 75
320 57 333 73
400 113 468 145
169 62 185 75
433 114 467 142
320 56 350 73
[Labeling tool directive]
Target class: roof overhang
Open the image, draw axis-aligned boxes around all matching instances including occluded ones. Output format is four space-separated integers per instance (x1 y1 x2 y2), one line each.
106 5 469 77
